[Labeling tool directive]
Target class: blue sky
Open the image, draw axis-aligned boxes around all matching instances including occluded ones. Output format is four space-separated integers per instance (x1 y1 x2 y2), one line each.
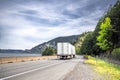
0 0 117 49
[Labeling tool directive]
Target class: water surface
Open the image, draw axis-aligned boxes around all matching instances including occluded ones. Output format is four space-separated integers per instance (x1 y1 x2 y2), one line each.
0 53 42 57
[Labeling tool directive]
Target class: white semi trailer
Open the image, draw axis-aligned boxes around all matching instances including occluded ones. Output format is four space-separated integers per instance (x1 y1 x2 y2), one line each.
57 42 76 59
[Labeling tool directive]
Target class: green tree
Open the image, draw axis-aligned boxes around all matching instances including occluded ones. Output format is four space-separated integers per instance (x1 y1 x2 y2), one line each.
92 17 105 55
76 48 80 54
42 46 55 56
96 17 113 53
80 32 94 55
74 32 93 54
107 0 120 48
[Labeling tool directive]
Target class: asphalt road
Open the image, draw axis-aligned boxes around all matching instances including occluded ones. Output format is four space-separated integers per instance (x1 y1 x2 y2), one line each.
0 56 84 80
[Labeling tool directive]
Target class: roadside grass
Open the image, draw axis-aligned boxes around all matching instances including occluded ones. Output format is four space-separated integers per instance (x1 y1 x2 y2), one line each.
85 56 120 80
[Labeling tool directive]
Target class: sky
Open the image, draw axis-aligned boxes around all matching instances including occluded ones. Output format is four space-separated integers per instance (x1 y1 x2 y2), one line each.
0 0 117 49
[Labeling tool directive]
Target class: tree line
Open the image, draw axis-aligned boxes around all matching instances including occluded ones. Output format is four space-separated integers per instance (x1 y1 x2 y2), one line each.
78 0 120 60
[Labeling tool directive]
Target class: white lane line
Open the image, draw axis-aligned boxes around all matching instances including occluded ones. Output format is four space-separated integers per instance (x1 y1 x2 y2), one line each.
0 62 64 80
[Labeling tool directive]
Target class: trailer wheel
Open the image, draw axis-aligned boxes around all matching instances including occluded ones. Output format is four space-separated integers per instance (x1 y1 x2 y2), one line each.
73 55 75 58
69 55 72 59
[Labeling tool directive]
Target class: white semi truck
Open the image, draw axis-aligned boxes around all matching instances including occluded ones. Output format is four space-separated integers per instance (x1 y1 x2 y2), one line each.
57 42 76 59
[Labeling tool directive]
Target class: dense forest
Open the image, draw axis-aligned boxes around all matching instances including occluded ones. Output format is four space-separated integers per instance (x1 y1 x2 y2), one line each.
74 32 92 54
76 0 120 61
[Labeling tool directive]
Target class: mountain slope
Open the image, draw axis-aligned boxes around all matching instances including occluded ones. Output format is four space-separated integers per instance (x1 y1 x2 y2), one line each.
30 35 79 53
75 32 92 54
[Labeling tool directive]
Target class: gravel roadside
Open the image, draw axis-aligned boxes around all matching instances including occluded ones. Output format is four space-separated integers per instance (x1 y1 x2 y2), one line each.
63 60 102 80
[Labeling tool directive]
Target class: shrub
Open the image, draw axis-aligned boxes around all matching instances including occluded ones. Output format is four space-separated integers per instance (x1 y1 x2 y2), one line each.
110 48 120 61
112 48 120 54
42 46 55 56
83 55 89 59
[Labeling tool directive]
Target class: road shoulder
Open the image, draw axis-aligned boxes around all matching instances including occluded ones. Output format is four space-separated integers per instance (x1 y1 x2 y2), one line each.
63 60 102 80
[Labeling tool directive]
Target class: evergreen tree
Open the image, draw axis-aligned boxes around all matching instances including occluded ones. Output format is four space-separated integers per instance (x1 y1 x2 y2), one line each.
42 46 55 56
107 0 120 48
80 32 94 55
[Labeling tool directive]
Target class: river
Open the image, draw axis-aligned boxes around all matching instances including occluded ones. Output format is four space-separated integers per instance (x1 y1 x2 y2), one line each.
0 53 42 57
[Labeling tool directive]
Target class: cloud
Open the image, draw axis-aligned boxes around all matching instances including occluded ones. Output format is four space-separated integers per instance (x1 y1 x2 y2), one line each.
0 0 117 49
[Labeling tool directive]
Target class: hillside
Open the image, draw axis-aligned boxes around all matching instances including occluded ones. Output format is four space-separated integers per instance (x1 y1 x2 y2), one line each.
30 35 79 53
75 32 92 54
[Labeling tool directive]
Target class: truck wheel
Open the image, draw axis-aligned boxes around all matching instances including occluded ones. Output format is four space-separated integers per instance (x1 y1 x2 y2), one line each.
73 55 75 58
70 55 72 59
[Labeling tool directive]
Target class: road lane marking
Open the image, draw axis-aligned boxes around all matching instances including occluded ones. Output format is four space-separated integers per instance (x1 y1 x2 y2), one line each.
0 61 65 80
